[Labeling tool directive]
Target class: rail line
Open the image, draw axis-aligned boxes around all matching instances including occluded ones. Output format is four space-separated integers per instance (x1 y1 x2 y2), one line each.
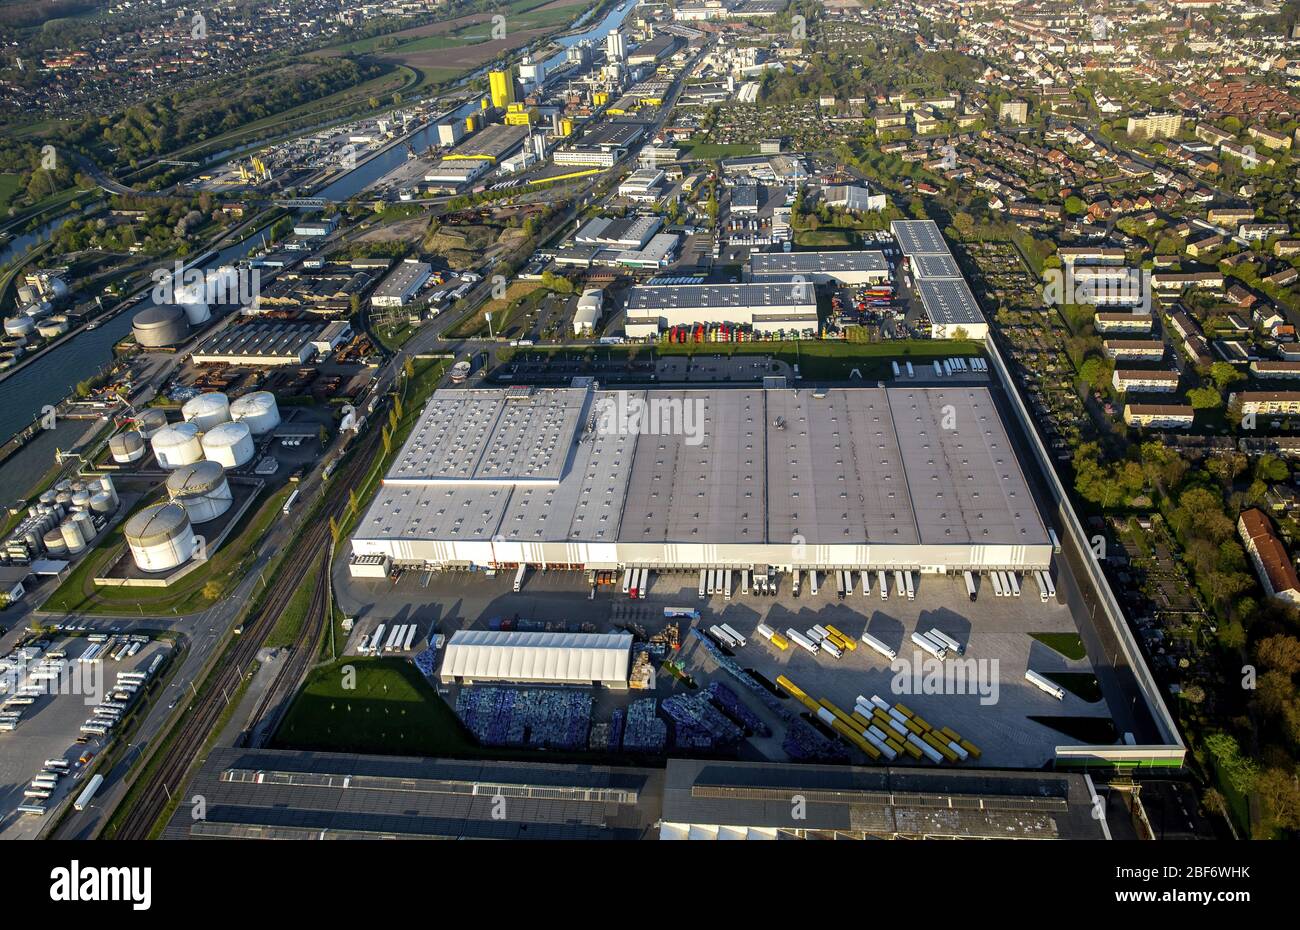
111 425 381 839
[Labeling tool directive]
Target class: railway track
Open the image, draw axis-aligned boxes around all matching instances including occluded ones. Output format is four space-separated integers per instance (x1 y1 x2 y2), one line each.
111 426 381 840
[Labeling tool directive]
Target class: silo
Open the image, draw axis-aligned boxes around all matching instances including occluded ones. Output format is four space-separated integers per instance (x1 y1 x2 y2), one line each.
39 490 56 506
181 392 231 432
109 430 147 464
72 509 95 543
151 422 204 469
4 316 35 338
200 421 255 468
89 491 115 515
71 490 92 510
42 528 68 558
166 460 232 524
55 479 72 493
135 408 169 438
125 503 195 573
60 519 86 554
55 491 73 509
99 475 120 510
230 391 280 435
132 304 190 348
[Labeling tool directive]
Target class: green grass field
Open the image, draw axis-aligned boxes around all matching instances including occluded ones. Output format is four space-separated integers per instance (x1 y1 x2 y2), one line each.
1030 632 1087 661
272 657 476 756
796 229 859 248
0 174 23 214
679 141 760 159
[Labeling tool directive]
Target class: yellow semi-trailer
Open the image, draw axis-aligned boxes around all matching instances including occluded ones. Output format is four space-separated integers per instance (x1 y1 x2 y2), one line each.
830 718 882 761
851 710 874 729
819 699 866 733
824 625 857 650
899 739 924 760
776 675 805 699
903 717 926 737
958 738 982 760
922 731 960 763
894 702 915 718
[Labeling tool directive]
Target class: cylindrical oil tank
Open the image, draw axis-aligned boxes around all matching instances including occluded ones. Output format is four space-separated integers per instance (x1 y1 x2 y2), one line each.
72 509 95 543
4 315 35 338
60 519 86 554
132 304 190 348
36 315 69 338
135 408 169 438
109 430 146 464
176 280 211 325
181 392 230 432
151 422 203 469
166 460 232 524
39 490 56 506
55 479 71 493
42 528 68 558
230 391 280 435
99 475 120 509
200 421 255 468
71 490 91 509
89 491 115 515
55 491 72 508
125 503 194 573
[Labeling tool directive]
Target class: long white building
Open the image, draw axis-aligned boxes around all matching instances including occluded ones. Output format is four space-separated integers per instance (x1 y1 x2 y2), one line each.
623 282 818 338
349 384 1053 575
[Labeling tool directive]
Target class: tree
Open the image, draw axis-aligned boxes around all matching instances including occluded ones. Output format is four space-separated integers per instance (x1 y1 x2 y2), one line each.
1257 634 1300 675
1255 767 1300 835
1210 361 1246 392
1188 386 1222 410
1203 732 1258 795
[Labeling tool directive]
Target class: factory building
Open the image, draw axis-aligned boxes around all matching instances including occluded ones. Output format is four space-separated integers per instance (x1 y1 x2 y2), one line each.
348 384 1053 575
749 250 890 286
371 261 432 308
891 220 988 340
573 289 604 336
623 281 817 338
191 322 323 366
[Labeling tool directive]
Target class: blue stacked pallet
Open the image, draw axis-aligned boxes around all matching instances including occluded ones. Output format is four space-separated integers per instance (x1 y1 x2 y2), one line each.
608 708 625 752
783 718 850 763
706 681 771 737
663 693 743 745
454 687 592 750
412 648 437 677
689 629 791 720
672 722 715 750
622 698 667 752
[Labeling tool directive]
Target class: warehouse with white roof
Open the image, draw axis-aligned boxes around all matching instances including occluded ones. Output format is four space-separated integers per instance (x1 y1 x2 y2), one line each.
439 630 633 687
349 383 1052 575
748 250 891 285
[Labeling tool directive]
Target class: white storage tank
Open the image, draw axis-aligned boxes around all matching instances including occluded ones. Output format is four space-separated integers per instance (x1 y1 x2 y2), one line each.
230 391 280 435
200 420 255 468
177 281 211 326
72 509 95 543
135 408 169 439
166 460 232 524
151 422 204 469
181 392 231 432
71 490 92 510
109 430 147 464
42 528 68 558
60 519 86 554
98 475 119 510
89 491 115 515
125 503 195 573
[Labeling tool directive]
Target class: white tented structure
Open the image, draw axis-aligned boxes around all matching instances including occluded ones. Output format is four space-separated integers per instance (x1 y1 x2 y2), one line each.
439 630 632 688
201 421 255 468
181 392 231 431
151 422 204 469
230 391 281 435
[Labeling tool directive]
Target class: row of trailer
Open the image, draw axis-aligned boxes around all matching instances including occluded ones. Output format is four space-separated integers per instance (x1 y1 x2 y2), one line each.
78 636 144 665
966 569 1055 603
930 356 986 378
776 676 982 765
624 568 652 599
361 623 421 656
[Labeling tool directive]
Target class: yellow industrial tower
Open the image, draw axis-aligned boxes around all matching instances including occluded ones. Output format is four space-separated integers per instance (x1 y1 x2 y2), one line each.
489 70 516 109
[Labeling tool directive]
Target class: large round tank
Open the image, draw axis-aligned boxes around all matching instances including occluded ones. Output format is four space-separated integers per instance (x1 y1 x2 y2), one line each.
229 391 280 435
4 316 35 338
135 408 169 438
200 421 255 468
132 304 190 348
98 475 119 510
72 509 95 543
125 503 195 573
89 491 115 515
166 460 232 524
151 422 203 469
60 519 86 554
42 528 68 558
71 490 91 509
109 430 147 464
39 490 56 506
181 392 230 432
36 315 69 338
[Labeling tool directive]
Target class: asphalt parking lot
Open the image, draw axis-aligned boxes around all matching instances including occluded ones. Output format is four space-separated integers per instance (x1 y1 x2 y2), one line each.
337 562 1109 769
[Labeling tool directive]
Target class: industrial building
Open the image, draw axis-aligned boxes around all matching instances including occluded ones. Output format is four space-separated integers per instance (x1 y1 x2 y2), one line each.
191 322 325 367
623 281 818 338
439 630 633 687
132 304 191 348
442 123 529 164
348 383 1053 575
371 261 432 308
573 289 604 335
749 250 890 286
554 121 647 167
891 220 988 340
553 216 680 271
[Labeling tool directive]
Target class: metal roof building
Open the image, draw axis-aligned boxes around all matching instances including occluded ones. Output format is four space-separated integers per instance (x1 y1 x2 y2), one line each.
915 278 988 340
749 250 890 285
191 322 322 366
439 630 633 686
890 218 949 256
349 384 1052 574
623 281 818 338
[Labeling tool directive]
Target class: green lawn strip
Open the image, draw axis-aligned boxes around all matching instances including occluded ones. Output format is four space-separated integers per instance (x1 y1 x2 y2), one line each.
1029 632 1087 661
263 559 324 649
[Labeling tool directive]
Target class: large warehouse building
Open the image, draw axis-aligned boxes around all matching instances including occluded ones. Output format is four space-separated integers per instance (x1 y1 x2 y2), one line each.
891 219 988 340
349 383 1052 575
748 250 891 286
623 282 818 338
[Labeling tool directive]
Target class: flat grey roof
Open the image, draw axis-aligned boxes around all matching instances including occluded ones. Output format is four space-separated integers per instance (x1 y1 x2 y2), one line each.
626 282 816 313
358 385 1048 548
890 219 949 256
373 261 430 300
910 252 962 279
749 250 888 277
193 322 321 359
916 278 985 326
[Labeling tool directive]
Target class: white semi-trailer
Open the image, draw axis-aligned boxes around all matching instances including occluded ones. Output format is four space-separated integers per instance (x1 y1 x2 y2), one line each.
720 624 747 648
927 629 963 655
860 632 898 661
964 570 977 601
786 629 819 653
910 631 948 659
1025 669 1065 700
